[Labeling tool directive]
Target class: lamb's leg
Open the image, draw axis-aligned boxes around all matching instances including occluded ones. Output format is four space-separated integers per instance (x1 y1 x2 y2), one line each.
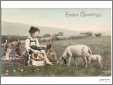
74 57 77 67
67 50 72 66
88 57 91 64
99 62 103 69
98 59 103 69
84 56 88 68
67 56 72 66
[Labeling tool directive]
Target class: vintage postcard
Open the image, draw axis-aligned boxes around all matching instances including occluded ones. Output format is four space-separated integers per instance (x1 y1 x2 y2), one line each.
0 1 112 84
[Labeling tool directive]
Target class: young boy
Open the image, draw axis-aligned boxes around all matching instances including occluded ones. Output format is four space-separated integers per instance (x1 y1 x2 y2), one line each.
25 26 53 65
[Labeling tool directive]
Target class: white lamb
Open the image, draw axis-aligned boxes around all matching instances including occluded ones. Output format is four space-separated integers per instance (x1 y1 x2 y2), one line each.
88 54 103 68
58 44 92 68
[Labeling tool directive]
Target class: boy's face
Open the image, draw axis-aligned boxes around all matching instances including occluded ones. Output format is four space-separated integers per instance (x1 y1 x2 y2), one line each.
31 31 40 38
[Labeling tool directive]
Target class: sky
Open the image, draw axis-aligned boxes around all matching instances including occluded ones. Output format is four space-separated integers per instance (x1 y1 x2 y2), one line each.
2 8 112 35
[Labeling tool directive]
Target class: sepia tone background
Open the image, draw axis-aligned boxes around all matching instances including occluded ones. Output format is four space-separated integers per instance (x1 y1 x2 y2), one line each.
0 8 112 76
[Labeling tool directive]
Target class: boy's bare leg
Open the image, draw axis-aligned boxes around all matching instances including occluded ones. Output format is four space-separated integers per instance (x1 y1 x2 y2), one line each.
41 51 53 65
44 54 53 65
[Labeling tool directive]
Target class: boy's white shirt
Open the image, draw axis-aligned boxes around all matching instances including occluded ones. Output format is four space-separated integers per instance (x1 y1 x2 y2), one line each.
25 36 40 51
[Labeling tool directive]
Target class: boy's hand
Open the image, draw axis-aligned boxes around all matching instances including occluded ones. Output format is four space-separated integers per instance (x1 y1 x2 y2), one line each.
33 50 37 53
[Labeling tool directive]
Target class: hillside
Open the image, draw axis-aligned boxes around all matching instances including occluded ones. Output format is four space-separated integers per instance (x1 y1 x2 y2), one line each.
1 21 79 37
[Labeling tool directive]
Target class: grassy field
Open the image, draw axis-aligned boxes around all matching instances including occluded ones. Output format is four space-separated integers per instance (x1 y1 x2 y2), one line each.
1 36 111 76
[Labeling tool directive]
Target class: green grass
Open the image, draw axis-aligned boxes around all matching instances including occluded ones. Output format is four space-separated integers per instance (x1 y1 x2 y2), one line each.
1 36 111 76
1 65 110 76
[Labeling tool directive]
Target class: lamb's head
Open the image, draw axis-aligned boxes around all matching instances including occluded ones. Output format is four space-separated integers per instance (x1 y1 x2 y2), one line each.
57 48 69 65
57 55 67 65
88 54 103 68
89 54 102 61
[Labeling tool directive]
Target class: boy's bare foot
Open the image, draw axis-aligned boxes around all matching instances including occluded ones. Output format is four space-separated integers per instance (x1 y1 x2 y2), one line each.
47 62 53 65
